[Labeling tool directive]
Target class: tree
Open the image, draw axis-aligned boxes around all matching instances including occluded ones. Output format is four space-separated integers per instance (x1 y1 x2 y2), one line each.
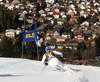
0 25 1 33
77 16 86 24
0 5 4 31
28 0 34 3
6 9 13 29
59 27 66 35
39 44 45 60
78 41 87 52
23 41 37 59
53 19 57 25
0 5 13 31
13 33 23 58
64 20 69 28
82 48 96 60
13 14 21 28
62 20 71 33
95 36 100 56
36 3 41 11
73 50 82 60
0 42 2 56
41 2 47 9
1 36 14 57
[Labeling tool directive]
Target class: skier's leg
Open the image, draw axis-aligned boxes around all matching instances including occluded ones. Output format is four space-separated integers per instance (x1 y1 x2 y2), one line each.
49 57 66 71
48 57 64 68
48 57 75 72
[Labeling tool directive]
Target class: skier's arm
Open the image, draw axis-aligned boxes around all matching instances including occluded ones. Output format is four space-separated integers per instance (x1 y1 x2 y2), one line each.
41 54 46 65
53 51 63 57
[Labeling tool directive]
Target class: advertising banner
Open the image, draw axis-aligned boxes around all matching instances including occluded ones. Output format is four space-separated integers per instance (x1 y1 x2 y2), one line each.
23 30 37 42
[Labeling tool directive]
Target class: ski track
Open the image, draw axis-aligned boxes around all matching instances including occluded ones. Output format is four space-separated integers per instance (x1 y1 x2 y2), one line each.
0 58 100 82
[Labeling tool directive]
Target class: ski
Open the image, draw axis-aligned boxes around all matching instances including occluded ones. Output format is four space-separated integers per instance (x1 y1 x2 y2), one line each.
57 66 66 72
57 66 76 73
69 68 75 72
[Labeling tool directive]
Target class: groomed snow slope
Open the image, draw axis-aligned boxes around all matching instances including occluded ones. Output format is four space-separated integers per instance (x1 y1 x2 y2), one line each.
0 57 100 82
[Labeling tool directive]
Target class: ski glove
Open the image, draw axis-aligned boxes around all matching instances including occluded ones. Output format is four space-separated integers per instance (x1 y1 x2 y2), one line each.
45 62 48 66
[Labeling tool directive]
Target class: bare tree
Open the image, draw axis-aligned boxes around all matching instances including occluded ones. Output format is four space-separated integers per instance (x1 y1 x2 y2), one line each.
82 48 96 60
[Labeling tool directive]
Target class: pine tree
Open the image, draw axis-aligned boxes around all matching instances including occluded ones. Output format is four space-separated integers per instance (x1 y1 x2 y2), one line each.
0 5 13 31
24 42 37 59
13 33 23 58
0 5 4 31
36 3 41 11
39 44 45 60
1 36 14 57
95 36 100 56
41 2 47 9
79 41 87 52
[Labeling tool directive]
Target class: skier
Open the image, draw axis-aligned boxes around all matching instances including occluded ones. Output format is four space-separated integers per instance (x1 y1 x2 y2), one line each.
41 46 74 72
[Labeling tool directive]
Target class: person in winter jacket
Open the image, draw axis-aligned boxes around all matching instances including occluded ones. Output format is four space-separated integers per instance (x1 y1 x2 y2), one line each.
41 46 74 72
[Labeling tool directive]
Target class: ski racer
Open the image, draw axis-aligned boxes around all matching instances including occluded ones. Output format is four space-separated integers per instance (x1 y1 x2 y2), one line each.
41 46 74 72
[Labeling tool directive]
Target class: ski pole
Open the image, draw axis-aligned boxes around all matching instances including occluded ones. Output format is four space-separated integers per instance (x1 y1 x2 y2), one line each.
41 65 46 73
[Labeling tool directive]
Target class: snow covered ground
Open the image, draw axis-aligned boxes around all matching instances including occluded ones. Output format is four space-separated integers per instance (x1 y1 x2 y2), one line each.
0 57 100 82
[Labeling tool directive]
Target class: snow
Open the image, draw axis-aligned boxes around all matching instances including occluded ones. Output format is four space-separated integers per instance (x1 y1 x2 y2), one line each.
0 57 100 82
